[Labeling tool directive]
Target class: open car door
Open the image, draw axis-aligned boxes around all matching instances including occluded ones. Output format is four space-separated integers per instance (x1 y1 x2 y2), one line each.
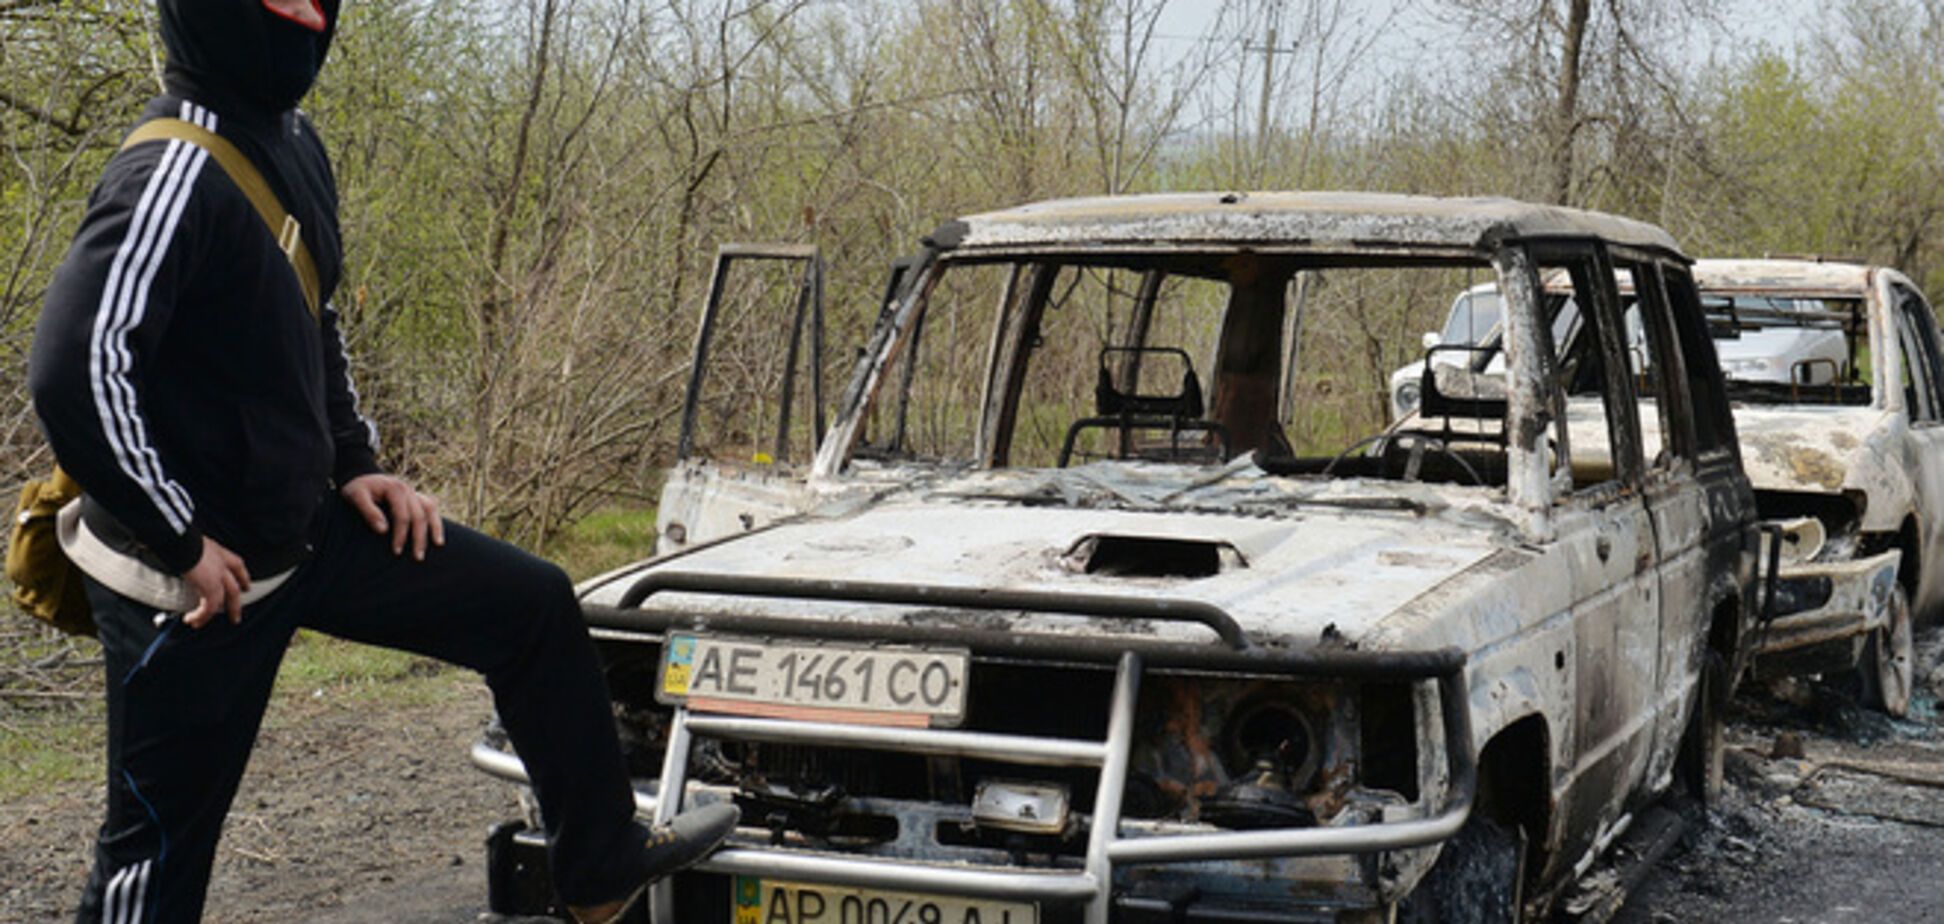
656 244 828 553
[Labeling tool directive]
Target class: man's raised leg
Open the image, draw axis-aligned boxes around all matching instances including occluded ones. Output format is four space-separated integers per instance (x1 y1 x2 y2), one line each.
290 499 735 912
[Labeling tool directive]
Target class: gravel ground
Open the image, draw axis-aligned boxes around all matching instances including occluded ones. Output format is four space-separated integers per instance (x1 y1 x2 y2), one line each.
0 671 524 923
1611 627 1944 923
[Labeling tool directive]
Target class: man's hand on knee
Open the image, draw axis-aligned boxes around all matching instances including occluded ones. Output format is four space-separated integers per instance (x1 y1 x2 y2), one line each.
182 537 250 628
340 473 446 561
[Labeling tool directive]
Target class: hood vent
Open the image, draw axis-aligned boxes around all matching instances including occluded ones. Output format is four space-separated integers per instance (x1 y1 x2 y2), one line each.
1064 534 1245 579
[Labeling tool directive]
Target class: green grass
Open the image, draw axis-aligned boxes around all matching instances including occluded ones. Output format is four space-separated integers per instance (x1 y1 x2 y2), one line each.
269 630 459 707
0 630 466 798
0 626 105 800
542 505 659 581
0 701 104 800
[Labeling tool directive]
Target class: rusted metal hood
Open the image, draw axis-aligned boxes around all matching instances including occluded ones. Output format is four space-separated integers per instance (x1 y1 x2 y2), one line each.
586 485 1511 651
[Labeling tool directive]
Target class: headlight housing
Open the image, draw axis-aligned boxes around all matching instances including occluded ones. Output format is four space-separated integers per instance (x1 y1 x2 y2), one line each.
1394 381 1422 415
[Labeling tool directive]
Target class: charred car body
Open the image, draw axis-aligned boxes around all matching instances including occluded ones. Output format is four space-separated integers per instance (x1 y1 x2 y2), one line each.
1395 258 1915 714
474 193 1761 922
1686 259 1938 716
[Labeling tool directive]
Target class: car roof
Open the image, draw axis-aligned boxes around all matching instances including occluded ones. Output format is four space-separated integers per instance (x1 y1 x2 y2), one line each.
1692 258 1875 298
941 191 1686 256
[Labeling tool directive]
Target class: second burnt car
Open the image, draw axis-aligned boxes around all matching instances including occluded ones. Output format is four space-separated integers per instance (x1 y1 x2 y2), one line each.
1685 258 1940 716
473 193 1762 923
1390 259 1912 713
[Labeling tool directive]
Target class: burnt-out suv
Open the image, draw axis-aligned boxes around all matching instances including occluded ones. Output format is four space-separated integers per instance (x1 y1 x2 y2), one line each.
473 193 1761 923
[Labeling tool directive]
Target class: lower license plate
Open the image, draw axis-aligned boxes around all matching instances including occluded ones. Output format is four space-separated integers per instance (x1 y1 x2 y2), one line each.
733 877 1038 924
658 633 970 727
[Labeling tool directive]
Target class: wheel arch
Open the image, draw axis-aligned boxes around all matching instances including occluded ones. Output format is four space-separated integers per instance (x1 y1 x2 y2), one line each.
1474 713 1554 885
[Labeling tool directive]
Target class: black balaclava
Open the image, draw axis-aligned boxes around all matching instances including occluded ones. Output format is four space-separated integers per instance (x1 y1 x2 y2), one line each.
158 0 340 117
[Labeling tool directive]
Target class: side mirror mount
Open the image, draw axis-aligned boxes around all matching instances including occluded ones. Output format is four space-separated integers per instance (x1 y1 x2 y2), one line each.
1421 331 1443 352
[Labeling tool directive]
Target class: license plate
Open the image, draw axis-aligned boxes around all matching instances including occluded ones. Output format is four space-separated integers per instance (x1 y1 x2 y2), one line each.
659 634 969 727
732 877 1038 924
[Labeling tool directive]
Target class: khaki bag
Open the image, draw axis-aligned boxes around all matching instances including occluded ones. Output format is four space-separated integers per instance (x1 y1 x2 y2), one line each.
7 466 91 635
7 117 320 635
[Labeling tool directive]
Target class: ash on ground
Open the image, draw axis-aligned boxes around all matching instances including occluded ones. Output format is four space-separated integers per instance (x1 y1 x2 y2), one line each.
1613 627 1944 923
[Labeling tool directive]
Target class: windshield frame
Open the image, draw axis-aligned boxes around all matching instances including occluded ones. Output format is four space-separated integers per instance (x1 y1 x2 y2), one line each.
813 244 1572 526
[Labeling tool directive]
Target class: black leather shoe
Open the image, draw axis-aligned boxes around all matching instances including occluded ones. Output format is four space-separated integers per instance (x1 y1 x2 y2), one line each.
568 802 741 924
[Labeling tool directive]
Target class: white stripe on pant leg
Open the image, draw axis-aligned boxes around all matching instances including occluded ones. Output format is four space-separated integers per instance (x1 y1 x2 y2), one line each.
128 859 151 923
115 861 138 924
100 866 122 924
114 861 132 924
103 864 131 924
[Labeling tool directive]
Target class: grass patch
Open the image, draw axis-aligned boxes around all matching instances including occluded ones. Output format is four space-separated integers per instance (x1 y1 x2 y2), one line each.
0 703 104 800
543 505 659 581
0 631 466 798
0 627 105 799
271 630 461 708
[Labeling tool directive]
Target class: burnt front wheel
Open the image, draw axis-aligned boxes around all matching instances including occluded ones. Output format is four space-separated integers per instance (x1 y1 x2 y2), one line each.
1397 813 1524 924
1857 583 1914 718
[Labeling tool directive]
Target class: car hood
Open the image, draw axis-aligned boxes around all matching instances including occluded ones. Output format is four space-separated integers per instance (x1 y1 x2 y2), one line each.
1568 399 1882 497
1731 404 1885 494
584 465 1521 651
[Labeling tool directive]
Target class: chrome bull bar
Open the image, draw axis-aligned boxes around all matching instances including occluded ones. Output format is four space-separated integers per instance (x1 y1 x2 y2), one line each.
474 573 1475 923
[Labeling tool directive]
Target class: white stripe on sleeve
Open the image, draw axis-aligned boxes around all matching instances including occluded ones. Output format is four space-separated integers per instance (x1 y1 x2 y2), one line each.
87 138 208 532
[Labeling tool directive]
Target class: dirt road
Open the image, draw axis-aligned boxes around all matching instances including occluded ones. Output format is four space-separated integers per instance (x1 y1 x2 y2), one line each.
6 637 1943 923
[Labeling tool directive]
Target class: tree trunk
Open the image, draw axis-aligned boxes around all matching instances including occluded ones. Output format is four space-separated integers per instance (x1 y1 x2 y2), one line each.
1550 0 1591 205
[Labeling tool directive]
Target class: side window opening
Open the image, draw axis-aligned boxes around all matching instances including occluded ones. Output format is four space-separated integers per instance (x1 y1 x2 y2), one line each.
1616 257 1698 471
1540 248 1641 492
1892 285 1944 425
1661 266 1737 459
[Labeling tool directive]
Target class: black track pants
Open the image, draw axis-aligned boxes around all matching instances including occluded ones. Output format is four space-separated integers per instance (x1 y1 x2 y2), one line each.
76 498 650 923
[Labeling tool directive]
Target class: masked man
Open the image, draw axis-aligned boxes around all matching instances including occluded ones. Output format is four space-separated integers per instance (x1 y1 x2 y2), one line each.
28 2 736 921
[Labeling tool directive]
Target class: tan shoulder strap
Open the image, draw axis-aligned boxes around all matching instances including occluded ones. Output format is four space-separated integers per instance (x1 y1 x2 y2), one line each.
121 117 321 319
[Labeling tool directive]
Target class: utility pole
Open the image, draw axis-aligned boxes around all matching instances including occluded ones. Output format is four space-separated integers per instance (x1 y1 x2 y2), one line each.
1256 19 1277 178
1244 0 1292 187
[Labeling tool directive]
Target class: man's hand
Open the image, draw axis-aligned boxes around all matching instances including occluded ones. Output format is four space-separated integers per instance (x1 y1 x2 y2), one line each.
340 473 445 561
183 536 250 629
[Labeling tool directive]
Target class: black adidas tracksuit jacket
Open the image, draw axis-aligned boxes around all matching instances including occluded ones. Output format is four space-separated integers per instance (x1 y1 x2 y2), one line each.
29 94 377 577
31 5 663 922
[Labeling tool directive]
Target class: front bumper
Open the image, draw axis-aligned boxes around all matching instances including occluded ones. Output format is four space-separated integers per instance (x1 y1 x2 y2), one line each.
475 574 1476 923
1753 549 1900 677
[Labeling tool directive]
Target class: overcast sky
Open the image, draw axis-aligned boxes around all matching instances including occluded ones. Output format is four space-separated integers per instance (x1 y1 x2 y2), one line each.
1147 0 1830 122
